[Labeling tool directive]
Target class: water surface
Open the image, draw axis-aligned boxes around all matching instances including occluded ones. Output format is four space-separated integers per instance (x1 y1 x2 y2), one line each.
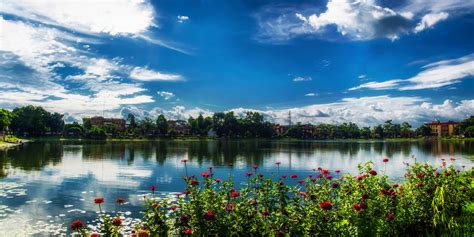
0 140 473 235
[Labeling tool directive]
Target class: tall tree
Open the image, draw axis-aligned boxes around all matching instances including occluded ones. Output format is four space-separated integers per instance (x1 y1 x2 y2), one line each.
0 109 12 132
156 114 168 136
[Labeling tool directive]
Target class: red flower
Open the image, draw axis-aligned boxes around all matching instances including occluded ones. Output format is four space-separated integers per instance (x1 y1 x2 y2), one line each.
290 174 298 179
201 171 211 178
386 213 395 221
322 169 330 175
90 233 100 237
182 190 190 195
275 161 281 165
297 179 305 184
150 185 156 192
335 169 341 173
170 205 178 210
369 170 377 176
450 157 456 161
252 165 258 169
183 228 193 235
326 175 333 180
353 203 361 211
70 220 83 231
245 172 254 177
181 159 188 163
319 201 332 210
356 175 364 180
416 183 424 187
419 172 425 178
215 178 221 183
444 172 451 177
393 184 399 188
383 158 389 163
116 198 125 204
190 180 199 185
230 191 240 198
226 203 235 211
112 217 122 226
94 197 104 204
360 201 368 209
311 178 317 183
203 210 216 221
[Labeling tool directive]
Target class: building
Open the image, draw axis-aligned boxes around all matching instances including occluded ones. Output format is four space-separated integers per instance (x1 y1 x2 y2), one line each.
89 116 126 131
425 120 458 137
168 120 191 136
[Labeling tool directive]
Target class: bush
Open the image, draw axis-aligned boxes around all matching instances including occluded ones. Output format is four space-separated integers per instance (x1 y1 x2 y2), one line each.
71 159 473 236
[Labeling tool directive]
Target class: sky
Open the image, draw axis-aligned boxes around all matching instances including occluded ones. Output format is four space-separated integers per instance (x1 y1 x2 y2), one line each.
0 0 473 126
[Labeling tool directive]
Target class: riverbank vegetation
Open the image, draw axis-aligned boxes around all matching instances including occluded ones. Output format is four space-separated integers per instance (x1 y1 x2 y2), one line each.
1 106 474 140
70 158 473 236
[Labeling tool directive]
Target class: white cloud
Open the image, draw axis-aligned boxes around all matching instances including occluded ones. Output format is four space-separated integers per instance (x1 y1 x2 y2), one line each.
414 12 449 33
177 15 189 23
358 74 367 79
349 54 474 91
305 93 317 97
130 67 183 81
157 91 175 100
0 0 155 36
293 76 312 82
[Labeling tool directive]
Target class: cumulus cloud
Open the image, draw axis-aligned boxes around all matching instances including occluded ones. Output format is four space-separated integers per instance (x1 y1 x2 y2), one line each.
293 76 312 82
350 54 474 91
130 67 183 81
157 91 175 100
0 0 155 36
255 0 459 42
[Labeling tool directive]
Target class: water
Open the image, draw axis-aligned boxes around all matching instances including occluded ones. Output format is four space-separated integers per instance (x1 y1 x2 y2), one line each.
0 140 473 235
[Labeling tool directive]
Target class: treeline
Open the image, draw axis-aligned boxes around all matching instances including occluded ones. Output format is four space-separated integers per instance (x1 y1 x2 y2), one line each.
1 105 474 139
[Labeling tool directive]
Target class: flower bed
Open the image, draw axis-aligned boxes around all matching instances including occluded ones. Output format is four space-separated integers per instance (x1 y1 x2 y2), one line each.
71 158 473 236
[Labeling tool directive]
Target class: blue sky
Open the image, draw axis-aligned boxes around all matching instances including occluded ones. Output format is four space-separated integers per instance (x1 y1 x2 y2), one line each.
0 0 473 126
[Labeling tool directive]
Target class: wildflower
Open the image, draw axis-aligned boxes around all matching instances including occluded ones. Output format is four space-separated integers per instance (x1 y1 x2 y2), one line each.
386 213 395 221
450 157 456 161
181 159 188 163
175 193 182 197
353 203 361 211
170 205 178 211
419 172 425 178
150 185 156 192
245 172 253 177
190 180 199 185
319 201 332 210
183 228 193 235
332 183 339 188
215 178 221 183
112 217 122 226
362 194 369 199
201 171 211 178
208 166 213 170
444 172 450 177
70 220 83 231
281 175 287 179
335 169 341 173
297 179 305 184
416 183 424 187
326 175 333 180
356 175 364 180
226 203 235 211
311 178 317 183
393 184 399 188
116 198 125 204
180 214 190 223
182 190 190 195
94 198 104 204
275 161 281 165
369 170 377 176
322 169 330 175
90 233 100 237
252 165 258 170
291 174 298 179
230 191 240 198
360 201 368 209
383 158 389 163
203 210 216 221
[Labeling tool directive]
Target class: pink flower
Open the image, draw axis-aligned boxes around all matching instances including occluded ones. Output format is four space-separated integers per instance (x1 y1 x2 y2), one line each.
275 161 281 165
386 213 395 221
322 169 330 175
181 159 188 163
326 175 333 180
297 179 305 184
369 170 377 176
207 166 213 170
332 182 339 188
203 210 216 221
281 175 287 179
226 203 235 211
335 170 341 173
290 174 297 179
230 191 240 198
383 158 389 163
450 157 456 161
245 172 254 177
215 178 221 183
201 171 211 178
183 228 193 235
252 165 258 169
150 185 156 192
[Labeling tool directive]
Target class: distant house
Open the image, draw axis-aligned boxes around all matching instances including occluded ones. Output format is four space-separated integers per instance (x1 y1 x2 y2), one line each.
273 124 290 136
90 116 126 131
425 120 458 137
168 120 191 136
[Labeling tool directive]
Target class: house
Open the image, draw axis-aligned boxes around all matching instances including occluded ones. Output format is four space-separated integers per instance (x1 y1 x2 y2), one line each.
425 120 458 137
89 116 126 131
168 120 191 136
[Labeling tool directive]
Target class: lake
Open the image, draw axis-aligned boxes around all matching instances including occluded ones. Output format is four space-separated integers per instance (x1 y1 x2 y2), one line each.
0 140 473 235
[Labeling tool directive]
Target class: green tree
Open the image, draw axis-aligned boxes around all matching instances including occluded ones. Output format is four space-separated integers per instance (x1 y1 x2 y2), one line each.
10 105 50 135
82 118 92 131
139 117 156 136
156 114 168 136
0 109 12 132
415 125 432 137
127 113 137 130
47 112 65 134
401 122 413 138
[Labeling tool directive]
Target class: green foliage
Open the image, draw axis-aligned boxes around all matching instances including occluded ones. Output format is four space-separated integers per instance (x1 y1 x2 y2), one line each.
0 109 12 131
75 160 473 236
416 124 432 137
10 105 64 135
156 114 168 136
86 127 107 140
457 116 474 137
